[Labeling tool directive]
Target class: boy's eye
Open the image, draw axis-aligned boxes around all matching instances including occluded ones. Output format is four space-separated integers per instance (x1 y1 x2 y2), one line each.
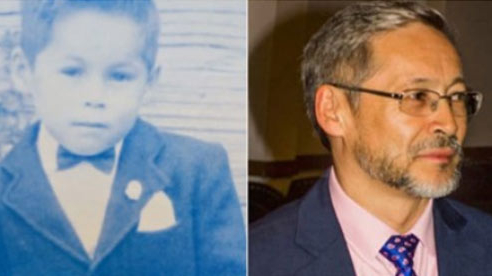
109 71 135 82
60 67 83 77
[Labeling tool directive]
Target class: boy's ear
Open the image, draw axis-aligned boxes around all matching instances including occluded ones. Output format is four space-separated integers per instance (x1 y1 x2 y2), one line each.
314 84 346 137
10 47 33 93
147 65 161 87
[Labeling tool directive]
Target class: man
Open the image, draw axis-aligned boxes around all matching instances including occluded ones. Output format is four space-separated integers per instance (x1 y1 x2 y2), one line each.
249 1 492 276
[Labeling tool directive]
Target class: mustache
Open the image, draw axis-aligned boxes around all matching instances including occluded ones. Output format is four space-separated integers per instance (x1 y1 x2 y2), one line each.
410 135 463 158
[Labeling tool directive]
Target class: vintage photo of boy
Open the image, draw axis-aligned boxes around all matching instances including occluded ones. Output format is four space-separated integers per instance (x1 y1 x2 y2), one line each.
0 0 246 275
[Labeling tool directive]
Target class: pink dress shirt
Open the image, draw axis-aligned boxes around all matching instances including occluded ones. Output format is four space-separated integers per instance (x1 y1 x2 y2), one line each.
329 167 439 276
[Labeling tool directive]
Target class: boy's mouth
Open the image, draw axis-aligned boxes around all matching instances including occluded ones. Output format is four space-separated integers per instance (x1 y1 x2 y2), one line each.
71 121 108 129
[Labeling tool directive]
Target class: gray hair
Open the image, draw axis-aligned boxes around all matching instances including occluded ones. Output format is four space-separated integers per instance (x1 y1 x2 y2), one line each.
301 1 457 148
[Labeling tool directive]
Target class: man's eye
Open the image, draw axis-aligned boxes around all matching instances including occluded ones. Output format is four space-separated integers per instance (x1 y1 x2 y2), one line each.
109 71 135 82
407 90 430 102
60 67 83 77
450 92 466 102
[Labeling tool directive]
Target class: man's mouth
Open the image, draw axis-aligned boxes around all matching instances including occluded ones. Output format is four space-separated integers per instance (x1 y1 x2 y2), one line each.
415 148 456 163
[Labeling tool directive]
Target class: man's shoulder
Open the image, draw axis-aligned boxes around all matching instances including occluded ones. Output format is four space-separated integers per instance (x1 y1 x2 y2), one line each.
439 197 492 230
249 198 314 275
434 197 492 274
250 199 301 239
249 175 333 253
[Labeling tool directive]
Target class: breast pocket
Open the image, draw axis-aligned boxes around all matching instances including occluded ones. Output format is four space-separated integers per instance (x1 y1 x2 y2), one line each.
118 223 196 273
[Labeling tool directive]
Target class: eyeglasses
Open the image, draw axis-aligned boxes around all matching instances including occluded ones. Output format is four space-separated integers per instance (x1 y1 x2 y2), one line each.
327 82 483 118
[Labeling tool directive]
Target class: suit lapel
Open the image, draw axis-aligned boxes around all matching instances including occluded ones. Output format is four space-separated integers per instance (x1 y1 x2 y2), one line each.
294 172 356 276
434 199 487 276
91 119 172 268
1 122 89 264
293 177 489 276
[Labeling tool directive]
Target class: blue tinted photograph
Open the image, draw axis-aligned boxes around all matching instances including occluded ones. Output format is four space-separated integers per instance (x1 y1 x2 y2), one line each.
0 0 246 275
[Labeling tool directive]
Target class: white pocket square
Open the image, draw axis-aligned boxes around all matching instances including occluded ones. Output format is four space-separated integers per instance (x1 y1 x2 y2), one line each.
137 190 177 232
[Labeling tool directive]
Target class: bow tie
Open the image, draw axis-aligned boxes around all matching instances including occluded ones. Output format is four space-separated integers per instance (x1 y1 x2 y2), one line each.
57 146 115 174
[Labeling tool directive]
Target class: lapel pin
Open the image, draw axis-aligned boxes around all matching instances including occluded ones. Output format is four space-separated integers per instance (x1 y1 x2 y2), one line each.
125 180 143 201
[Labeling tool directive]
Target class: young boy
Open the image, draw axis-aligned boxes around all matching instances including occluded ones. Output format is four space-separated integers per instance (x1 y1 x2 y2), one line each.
0 0 245 275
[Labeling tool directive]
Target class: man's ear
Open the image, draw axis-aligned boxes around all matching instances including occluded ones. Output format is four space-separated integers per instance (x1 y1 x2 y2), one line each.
10 47 33 93
314 84 346 137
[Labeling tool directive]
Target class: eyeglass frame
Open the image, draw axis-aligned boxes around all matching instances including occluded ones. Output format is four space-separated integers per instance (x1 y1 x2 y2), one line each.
325 82 483 118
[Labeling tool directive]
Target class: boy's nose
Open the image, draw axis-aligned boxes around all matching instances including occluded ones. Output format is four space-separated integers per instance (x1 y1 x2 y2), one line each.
83 79 107 109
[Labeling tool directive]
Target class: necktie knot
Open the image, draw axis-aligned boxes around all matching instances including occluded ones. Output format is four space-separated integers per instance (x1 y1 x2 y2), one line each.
380 233 419 276
57 146 115 174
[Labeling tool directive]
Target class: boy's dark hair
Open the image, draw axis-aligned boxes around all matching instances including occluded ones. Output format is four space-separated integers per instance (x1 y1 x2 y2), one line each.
20 0 160 70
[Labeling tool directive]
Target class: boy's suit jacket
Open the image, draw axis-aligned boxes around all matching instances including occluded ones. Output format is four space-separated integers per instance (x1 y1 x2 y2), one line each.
0 119 245 275
250 171 492 276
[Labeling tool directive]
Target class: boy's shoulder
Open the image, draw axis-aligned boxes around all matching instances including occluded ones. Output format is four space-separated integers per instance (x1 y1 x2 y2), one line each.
123 119 230 174
133 118 227 160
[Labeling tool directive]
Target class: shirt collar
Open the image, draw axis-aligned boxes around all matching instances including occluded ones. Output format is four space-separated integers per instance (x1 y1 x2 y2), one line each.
329 166 436 259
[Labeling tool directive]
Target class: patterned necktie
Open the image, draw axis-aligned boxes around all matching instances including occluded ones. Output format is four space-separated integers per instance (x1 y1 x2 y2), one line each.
57 146 115 174
379 234 420 276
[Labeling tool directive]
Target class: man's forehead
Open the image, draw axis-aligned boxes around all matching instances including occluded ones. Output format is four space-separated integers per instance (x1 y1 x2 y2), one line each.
404 77 466 89
364 23 463 89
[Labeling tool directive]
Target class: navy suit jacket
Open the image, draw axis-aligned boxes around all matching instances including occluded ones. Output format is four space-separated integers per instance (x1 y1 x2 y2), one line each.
250 171 492 276
0 119 245 275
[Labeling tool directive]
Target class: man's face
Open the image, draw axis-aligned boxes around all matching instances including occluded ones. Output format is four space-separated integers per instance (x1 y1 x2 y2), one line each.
349 23 466 198
29 9 152 155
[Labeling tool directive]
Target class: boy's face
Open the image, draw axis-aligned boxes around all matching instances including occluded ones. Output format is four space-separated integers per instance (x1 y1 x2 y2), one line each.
27 10 155 155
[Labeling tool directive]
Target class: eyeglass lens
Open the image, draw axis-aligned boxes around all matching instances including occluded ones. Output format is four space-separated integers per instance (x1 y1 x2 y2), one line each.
400 90 481 117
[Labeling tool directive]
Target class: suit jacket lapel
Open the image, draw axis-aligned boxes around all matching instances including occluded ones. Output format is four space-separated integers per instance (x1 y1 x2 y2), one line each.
294 172 356 276
294 178 489 276
434 198 487 276
1 122 89 264
92 119 172 267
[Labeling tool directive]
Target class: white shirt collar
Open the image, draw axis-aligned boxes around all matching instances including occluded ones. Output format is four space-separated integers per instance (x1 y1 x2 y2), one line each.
36 124 123 173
